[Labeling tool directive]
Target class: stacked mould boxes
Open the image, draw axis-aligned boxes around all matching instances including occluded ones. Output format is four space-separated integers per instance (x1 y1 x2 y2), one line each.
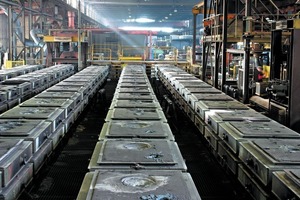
0 64 75 114
157 65 300 200
0 65 109 200
77 65 201 200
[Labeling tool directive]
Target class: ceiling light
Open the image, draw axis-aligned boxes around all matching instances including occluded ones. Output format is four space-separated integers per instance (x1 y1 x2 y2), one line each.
135 18 155 23
165 16 168 19
169 13 172 16
174 9 177 12
119 26 174 33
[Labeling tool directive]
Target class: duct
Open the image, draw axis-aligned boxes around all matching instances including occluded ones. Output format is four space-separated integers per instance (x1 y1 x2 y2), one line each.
29 29 45 48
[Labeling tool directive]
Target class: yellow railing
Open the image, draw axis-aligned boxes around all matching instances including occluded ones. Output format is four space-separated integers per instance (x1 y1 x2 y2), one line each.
91 43 119 60
119 46 147 61
4 60 25 69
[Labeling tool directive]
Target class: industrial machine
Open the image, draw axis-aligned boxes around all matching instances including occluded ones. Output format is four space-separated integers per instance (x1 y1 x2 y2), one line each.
43 29 90 70
267 19 300 131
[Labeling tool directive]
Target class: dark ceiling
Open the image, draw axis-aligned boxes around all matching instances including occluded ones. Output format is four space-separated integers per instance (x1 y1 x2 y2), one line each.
85 0 201 28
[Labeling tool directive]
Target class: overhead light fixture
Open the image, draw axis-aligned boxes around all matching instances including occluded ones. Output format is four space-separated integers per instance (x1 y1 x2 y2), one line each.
119 26 175 33
169 13 172 16
174 9 177 12
135 18 155 23
165 16 168 19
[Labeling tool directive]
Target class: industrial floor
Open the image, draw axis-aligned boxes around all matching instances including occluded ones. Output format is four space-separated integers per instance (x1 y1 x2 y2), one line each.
18 78 252 200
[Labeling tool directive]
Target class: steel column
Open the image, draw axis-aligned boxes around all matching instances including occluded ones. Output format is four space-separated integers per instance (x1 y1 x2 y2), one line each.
243 0 252 104
192 13 197 64
221 0 228 91
8 5 13 60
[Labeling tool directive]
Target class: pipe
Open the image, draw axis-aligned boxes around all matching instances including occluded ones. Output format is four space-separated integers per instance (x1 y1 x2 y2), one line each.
68 11 75 29
30 29 45 47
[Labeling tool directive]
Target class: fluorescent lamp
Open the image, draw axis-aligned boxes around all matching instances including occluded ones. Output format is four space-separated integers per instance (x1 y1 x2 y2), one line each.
119 26 174 33
135 18 155 23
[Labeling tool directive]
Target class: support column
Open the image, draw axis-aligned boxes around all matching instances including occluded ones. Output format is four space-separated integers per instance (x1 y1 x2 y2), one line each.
221 0 228 91
8 5 13 60
243 0 252 104
192 13 197 64
78 0 82 71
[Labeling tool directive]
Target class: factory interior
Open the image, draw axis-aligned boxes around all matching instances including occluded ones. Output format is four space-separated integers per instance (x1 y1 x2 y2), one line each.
0 0 300 200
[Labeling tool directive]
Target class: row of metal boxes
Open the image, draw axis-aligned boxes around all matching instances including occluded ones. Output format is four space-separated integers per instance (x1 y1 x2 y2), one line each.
156 65 300 200
0 65 109 200
77 65 201 200
0 64 75 114
0 65 46 82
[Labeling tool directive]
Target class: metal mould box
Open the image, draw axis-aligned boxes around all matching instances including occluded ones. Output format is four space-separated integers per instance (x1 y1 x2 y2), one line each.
195 100 248 120
219 121 300 154
106 108 167 122
0 92 7 103
0 139 32 187
217 141 241 175
1 80 32 96
110 100 161 109
63 78 97 87
238 164 270 200
118 79 148 84
65 75 99 81
20 97 75 118
99 121 174 140
120 75 147 79
117 83 151 88
207 109 271 134
167 75 196 84
0 163 33 200
89 139 186 171
36 72 56 83
239 139 300 186
0 85 19 100
180 84 213 97
36 91 82 106
188 93 233 110
272 169 300 200
12 76 42 90
173 80 206 92
113 93 157 101
116 87 153 93
77 170 201 200
0 106 65 133
119 75 147 79
0 119 51 153
47 85 87 99
164 71 189 79
55 82 92 95
188 91 230 109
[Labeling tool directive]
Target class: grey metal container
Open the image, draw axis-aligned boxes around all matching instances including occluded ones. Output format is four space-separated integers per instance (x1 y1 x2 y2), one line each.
89 139 186 171
99 120 174 140
77 170 201 200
